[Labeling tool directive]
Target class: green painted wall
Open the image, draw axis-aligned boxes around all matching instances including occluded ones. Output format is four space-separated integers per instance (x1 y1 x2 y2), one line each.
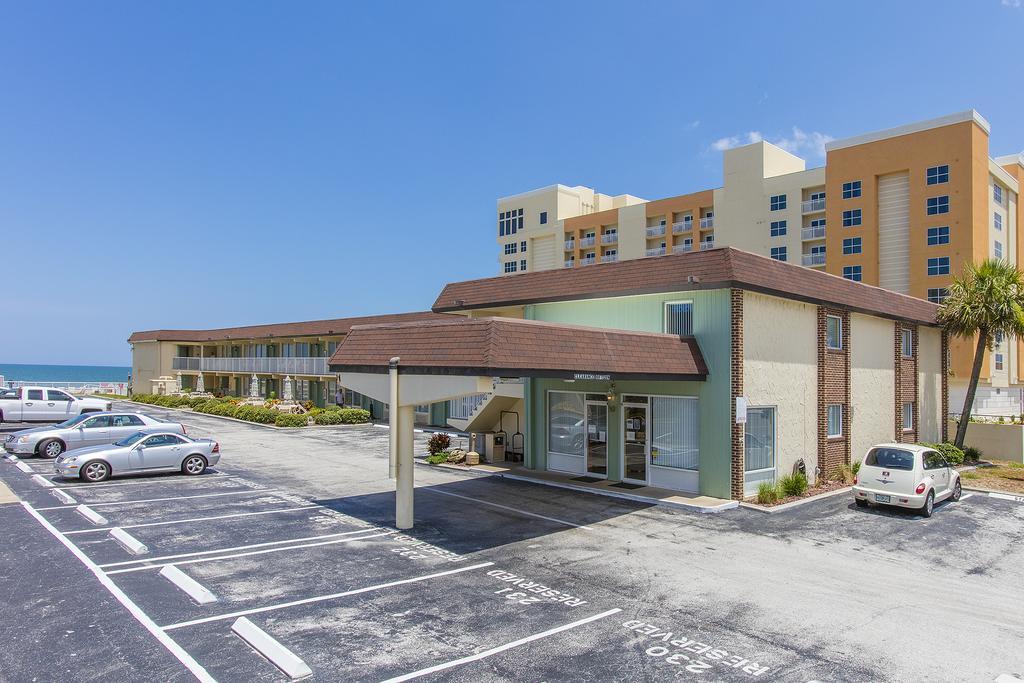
524 289 734 499
429 401 449 427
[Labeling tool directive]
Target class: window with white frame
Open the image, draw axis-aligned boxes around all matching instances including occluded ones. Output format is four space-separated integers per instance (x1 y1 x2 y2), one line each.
842 181 861 199
809 191 825 202
843 265 862 281
994 212 1003 231
521 240 527 252
842 237 862 255
548 392 585 457
770 194 787 211
827 404 843 437
539 211 548 225
994 184 1003 205
842 209 862 227
650 396 700 470
927 257 950 276
504 242 517 255
927 196 949 215
744 407 775 474
926 165 949 185
810 217 826 230
927 226 949 245
664 302 694 336
995 353 1004 371
902 328 913 358
503 261 517 273
995 241 1003 260
498 208 523 236
520 258 527 271
927 288 949 304
770 220 787 237
826 315 842 350
903 402 914 431
770 246 787 261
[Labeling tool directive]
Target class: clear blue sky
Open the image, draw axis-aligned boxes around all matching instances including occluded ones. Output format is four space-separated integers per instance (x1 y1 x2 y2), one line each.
1 1 1022 366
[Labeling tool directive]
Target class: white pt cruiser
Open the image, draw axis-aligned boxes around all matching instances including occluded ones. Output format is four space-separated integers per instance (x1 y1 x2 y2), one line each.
853 443 962 517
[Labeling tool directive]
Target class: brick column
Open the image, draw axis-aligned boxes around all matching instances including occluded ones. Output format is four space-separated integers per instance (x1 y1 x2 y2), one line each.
941 331 950 442
730 289 745 500
894 322 919 443
818 307 851 478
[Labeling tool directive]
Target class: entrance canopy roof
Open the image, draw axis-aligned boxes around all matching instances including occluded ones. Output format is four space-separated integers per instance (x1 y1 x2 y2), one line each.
328 317 708 382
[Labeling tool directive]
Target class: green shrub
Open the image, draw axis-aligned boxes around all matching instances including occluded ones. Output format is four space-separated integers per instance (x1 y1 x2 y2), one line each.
427 432 452 455
275 413 308 428
337 408 370 424
962 446 983 463
831 464 855 485
325 404 343 412
307 407 325 417
852 460 861 476
426 452 450 465
778 472 809 497
756 481 779 504
313 411 343 425
919 442 965 467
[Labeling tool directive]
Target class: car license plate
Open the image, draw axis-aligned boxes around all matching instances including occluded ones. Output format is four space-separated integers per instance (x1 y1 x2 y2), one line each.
875 494 890 503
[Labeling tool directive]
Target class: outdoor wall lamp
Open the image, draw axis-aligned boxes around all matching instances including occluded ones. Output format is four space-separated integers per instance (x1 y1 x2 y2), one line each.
606 383 617 404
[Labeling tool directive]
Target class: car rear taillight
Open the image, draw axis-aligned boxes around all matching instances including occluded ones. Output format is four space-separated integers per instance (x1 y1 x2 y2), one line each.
915 482 927 495
853 475 858 485
180 423 187 435
212 442 219 453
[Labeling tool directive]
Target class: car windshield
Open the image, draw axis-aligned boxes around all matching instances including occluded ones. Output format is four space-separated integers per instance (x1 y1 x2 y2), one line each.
55 414 92 428
865 448 916 471
113 431 148 447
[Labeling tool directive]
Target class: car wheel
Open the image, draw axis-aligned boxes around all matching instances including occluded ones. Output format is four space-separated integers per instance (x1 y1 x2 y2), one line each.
38 439 64 459
855 498 868 508
81 461 110 482
921 490 934 518
951 478 962 502
182 455 207 476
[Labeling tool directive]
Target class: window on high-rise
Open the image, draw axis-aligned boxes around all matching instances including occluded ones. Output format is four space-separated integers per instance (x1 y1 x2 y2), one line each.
770 246 787 261
926 165 949 185
843 265 862 281
842 181 861 199
842 209 862 227
842 237 862 255
927 257 950 276
927 288 949 304
926 196 949 215
770 220 787 237
927 227 949 245
770 194 787 211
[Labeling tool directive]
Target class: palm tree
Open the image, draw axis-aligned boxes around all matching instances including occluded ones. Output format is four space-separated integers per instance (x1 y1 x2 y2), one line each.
937 259 1024 448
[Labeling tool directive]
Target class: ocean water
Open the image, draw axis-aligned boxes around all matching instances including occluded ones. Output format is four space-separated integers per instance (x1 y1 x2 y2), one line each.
0 363 131 383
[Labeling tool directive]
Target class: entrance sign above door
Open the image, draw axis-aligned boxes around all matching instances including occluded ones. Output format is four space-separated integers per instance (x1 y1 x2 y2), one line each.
573 373 611 381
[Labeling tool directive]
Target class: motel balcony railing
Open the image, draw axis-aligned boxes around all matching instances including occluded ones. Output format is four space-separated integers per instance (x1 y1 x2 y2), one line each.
601 253 618 263
802 253 826 266
564 259 575 268
564 240 575 250
601 233 618 244
677 242 694 252
801 225 826 240
578 236 596 248
171 356 330 376
801 197 826 213
645 246 666 257
645 225 666 238
699 240 715 250
700 216 714 229
672 221 692 234
579 255 597 266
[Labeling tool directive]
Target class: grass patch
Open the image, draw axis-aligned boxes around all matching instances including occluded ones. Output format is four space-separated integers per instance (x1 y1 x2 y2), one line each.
963 460 1024 494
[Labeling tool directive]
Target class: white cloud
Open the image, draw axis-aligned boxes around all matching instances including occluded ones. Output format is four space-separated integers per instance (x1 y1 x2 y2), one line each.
709 127 834 158
1002 0 1021 8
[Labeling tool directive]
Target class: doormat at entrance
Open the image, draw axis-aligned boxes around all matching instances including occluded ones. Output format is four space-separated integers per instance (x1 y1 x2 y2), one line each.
571 476 604 483
609 482 645 490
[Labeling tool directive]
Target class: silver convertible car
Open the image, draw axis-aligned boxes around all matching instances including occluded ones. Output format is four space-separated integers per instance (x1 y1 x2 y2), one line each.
54 431 221 482
3 411 185 459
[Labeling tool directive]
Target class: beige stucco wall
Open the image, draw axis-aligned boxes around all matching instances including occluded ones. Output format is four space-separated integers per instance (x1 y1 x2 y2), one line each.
131 341 175 393
918 326 944 442
850 314 896 461
947 419 1024 464
742 292 818 479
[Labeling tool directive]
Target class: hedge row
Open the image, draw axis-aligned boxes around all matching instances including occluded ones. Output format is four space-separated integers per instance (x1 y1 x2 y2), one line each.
130 394 370 427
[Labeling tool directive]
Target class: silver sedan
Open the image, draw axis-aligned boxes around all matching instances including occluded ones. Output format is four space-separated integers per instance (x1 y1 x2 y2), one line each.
54 431 221 482
3 411 185 459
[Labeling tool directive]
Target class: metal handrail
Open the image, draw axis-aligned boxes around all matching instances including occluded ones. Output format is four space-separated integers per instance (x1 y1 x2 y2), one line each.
802 198 826 213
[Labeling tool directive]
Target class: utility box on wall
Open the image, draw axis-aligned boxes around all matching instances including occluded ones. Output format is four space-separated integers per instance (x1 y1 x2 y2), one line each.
472 432 506 462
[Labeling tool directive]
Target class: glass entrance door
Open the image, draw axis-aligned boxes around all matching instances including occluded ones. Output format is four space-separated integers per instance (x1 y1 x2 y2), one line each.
585 402 608 476
623 404 648 483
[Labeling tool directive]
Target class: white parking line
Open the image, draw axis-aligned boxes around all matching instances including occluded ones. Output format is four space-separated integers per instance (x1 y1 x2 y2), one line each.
100 528 386 568
160 565 218 605
106 530 396 574
161 561 496 630
423 488 593 530
20 502 216 683
232 617 312 680
63 504 321 535
379 607 623 682
34 488 279 511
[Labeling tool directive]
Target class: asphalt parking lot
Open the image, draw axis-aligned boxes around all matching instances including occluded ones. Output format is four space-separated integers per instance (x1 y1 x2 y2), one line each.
1 404 1023 682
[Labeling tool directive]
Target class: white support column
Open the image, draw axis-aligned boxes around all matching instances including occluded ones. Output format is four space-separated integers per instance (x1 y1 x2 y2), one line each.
388 357 400 480
395 405 415 530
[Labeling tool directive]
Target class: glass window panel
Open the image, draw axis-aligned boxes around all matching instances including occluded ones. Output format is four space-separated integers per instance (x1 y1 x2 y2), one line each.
650 397 699 470
745 407 775 471
548 392 584 456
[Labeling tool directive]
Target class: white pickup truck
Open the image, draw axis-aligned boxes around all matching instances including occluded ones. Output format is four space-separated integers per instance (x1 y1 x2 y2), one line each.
0 387 112 423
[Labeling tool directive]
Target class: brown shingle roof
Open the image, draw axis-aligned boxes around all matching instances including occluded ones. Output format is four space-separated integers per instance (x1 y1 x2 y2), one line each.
328 317 708 381
433 247 939 325
128 311 452 343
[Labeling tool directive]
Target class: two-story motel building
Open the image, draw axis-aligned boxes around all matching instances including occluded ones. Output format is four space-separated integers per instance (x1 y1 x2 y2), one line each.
496 110 1021 417
330 247 946 501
